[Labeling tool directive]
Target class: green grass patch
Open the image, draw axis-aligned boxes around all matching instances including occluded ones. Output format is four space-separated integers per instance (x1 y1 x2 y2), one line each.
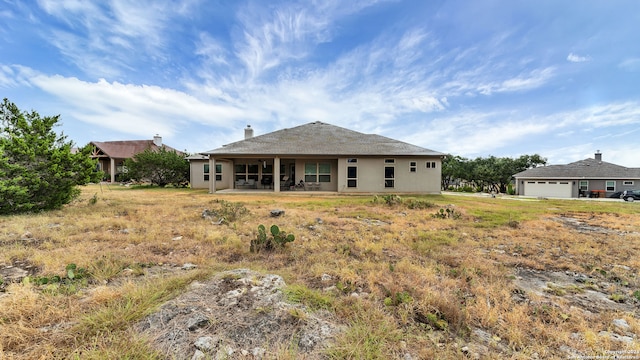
325 301 402 359
411 230 458 254
284 284 334 311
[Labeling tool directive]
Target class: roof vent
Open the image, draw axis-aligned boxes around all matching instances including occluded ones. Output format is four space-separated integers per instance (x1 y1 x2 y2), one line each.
245 125 254 139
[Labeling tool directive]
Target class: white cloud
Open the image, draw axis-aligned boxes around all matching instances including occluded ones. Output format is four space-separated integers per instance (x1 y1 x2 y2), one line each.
618 58 640 72
398 100 640 166
469 67 556 95
19 69 245 139
0 65 17 87
567 53 590 63
34 0 188 77
195 33 230 66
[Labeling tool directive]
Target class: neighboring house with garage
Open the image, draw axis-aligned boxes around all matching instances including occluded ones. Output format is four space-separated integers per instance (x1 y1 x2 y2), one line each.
90 135 183 183
193 121 444 193
513 151 640 198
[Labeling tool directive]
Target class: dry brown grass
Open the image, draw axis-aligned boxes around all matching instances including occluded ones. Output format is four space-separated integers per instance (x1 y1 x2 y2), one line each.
1 185 639 359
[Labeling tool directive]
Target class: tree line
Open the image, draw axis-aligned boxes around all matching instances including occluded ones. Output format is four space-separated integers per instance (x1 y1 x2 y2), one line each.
442 154 547 194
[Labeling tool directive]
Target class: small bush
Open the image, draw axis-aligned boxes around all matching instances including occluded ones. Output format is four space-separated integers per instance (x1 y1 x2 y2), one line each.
250 224 295 253
372 194 402 206
373 195 434 209
432 207 460 219
421 312 448 331
405 199 435 209
24 263 90 295
383 290 413 307
203 199 249 224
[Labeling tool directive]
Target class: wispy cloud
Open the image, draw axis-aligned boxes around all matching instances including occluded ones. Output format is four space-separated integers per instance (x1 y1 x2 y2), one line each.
487 67 556 94
566 52 590 63
399 100 640 162
34 0 188 78
19 67 244 139
618 57 640 72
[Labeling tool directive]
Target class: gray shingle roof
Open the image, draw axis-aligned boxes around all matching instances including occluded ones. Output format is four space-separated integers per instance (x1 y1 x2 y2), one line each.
514 158 640 179
203 121 444 157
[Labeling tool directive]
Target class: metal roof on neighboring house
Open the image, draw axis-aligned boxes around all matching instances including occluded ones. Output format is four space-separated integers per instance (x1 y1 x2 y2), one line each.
202 121 444 157
513 158 640 179
90 140 183 159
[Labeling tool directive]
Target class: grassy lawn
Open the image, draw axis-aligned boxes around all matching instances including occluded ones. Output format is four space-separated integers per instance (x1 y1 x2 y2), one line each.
1 185 639 359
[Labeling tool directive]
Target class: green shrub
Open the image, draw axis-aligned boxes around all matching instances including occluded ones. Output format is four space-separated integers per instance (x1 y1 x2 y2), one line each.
250 224 295 253
432 207 461 219
405 199 435 209
0 98 101 214
204 199 249 224
372 194 402 206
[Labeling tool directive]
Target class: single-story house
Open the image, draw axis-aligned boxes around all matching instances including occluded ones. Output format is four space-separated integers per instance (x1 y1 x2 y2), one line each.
90 135 183 183
193 121 444 194
513 151 640 198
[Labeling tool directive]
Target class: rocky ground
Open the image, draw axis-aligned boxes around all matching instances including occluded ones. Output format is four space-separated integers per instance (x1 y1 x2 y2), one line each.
1 207 639 359
135 269 342 359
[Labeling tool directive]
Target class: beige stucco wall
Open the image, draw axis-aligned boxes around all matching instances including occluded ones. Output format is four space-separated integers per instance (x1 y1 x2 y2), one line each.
201 156 441 194
337 157 441 193
189 159 232 189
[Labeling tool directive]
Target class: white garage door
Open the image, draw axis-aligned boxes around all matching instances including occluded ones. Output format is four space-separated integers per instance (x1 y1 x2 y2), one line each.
524 181 572 198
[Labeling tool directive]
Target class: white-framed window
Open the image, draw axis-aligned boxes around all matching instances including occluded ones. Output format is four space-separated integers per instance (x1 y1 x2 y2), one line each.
385 158 395 164
204 164 210 181
426 161 436 169
606 180 615 192
347 166 357 188
410 161 417 172
305 162 331 182
579 180 589 191
384 166 395 188
347 158 358 163
623 181 634 186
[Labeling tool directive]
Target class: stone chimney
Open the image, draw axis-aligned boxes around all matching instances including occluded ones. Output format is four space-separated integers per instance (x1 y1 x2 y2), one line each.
595 150 602 162
244 125 254 139
153 134 162 147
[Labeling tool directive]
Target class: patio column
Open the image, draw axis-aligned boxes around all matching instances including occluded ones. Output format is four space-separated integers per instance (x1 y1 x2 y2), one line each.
110 158 116 183
209 157 216 193
274 157 281 193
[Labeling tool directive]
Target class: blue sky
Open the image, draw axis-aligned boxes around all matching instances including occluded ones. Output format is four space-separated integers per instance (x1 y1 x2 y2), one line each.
1 0 639 166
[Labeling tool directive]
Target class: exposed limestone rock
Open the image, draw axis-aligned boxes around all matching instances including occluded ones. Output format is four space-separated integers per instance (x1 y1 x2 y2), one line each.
137 269 342 359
